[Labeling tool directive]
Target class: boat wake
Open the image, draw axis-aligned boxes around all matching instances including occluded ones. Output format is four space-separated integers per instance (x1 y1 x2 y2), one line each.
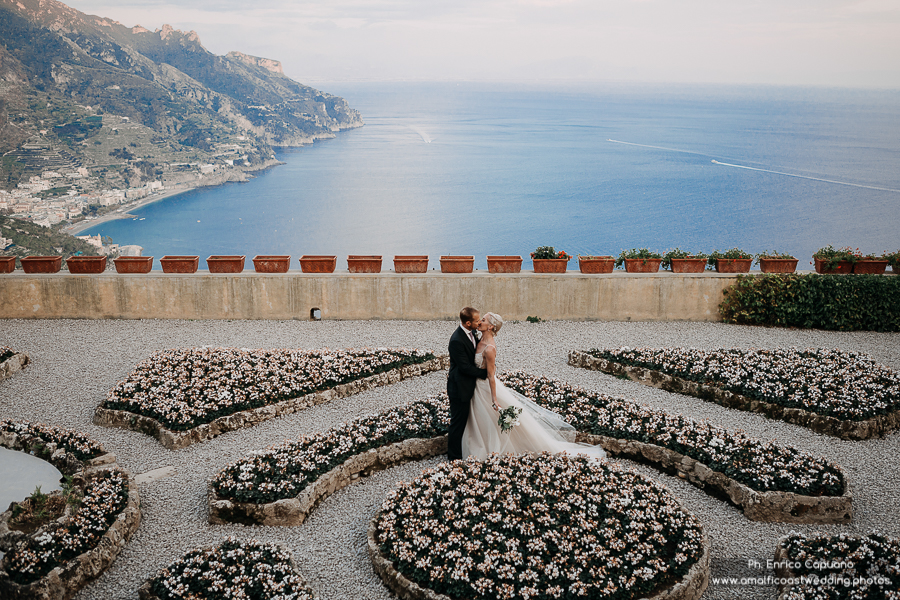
408 125 433 144
608 139 900 194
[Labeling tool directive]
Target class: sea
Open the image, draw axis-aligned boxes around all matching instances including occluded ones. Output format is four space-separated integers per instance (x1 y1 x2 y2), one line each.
82 82 900 270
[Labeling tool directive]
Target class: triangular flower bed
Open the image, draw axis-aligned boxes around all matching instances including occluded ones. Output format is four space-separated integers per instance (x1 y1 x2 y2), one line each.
570 347 900 440
94 347 446 449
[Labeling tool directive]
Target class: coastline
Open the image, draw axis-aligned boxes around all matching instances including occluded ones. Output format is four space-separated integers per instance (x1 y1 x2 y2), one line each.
63 186 197 235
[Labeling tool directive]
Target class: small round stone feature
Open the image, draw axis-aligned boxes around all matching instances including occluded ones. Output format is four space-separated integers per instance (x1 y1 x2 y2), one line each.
371 452 709 600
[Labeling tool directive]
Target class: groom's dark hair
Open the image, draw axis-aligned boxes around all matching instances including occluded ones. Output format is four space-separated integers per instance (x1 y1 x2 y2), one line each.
460 307 478 324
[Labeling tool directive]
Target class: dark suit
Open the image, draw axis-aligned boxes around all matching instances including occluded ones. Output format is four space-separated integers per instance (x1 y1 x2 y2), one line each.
446 325 488 461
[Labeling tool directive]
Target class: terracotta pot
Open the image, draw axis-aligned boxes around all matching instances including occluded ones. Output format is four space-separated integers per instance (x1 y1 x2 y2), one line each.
440 256 474 273
669 258 707 273
20 256 62 274
0 256 16 273
348 255 383 273
393 256 429 273
160 255 199 274
759 258 799 273
532 258 569 273
852 259 888 274
487 256 523 273
814 258 853 274
623 258 662 273
299 255 337 273
207 255 245 273
577 256 615 274
714 259 752 273
114 256 153 274
252 255 290 273
66 256 107 274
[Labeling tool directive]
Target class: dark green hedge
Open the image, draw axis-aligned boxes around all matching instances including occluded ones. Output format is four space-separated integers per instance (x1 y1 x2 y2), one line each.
719 274 900 331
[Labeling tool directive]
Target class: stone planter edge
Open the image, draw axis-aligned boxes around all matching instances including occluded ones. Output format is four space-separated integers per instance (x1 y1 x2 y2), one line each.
0 436 140 600
94 355 449 450
367 495 710 600
568 350 899 441
208 435 448 526
0 352 29 383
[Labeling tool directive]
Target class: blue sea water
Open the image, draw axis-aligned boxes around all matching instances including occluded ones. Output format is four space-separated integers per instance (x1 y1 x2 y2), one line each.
83 82 900 270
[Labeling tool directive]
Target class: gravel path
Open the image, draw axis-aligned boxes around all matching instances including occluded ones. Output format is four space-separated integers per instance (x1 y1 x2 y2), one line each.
0 318 897 600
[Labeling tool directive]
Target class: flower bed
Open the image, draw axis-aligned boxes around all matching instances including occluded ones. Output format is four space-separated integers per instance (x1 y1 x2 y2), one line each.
0 419 105 462
138 537 314 600
371 453 709 600
95 347 445 449
773 532 900 600
212 396 449 505
499 372 844 498
0 346 29 383
575 347 900 439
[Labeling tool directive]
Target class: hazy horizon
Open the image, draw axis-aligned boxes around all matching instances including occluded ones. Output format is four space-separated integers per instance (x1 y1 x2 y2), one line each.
59 0 900 89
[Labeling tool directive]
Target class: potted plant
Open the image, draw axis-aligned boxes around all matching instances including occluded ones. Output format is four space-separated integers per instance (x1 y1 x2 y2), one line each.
252 255 291 273
160 255 200 274
114 256 154 274
20 256 62 274
299 255 337 273
756 251 799 274
0 256 17 273
812 246 855 274
708 248 753 273
207 255 245 273
440 256 474 273
487 256 523 273
852 251 889 274
615 248 662 273
661 249 708 273
577 255 615 274
886 251 900 274
66 255 107 274
531 246 571 273
347 255 382 273
393 256 429 273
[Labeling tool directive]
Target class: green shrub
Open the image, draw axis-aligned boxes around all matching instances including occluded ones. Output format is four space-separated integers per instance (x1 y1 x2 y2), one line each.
719 274 900 332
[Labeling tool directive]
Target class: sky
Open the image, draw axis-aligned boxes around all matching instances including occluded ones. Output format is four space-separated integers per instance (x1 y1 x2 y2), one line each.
63 0 900 87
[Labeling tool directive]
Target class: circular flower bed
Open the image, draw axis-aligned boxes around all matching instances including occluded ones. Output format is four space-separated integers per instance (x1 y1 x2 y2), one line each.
588 347 899 421
213 395 448 503
2 469 130 585
499 372 844 497
373 453 706 600
102 347 436 430
141 537 314 600
0 419 105 462
775 532 900 599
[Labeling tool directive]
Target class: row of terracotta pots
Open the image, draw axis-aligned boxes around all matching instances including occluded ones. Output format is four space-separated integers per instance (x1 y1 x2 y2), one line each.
4 254 895 275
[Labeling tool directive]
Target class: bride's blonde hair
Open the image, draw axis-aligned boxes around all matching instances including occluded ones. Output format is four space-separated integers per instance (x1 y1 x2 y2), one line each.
483 312 503 335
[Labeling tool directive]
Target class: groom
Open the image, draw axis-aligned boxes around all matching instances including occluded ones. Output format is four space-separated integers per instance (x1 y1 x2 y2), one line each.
447 306 489 461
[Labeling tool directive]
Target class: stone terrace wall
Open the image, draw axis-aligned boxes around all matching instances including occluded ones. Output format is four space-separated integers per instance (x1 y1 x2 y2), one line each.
0 271 741 321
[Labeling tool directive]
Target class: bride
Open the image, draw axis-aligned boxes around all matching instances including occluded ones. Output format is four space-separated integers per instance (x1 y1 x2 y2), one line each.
461 312 606 461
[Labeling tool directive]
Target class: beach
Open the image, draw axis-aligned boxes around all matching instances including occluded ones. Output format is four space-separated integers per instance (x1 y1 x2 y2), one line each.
63 186 197 236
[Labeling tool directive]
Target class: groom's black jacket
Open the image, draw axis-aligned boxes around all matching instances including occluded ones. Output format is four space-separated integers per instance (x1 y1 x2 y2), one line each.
447 326 488 403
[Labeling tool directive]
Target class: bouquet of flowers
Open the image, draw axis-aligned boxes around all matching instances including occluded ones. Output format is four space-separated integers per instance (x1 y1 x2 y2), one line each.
497 405 522 433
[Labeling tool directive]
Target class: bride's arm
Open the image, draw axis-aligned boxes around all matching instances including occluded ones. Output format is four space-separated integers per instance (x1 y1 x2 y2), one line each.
483 346 499 411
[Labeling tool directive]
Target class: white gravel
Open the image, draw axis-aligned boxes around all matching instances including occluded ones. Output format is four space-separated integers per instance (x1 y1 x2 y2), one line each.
0 318 897 600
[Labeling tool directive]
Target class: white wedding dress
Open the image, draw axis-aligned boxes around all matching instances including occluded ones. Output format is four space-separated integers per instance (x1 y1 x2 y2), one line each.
461 347 607 461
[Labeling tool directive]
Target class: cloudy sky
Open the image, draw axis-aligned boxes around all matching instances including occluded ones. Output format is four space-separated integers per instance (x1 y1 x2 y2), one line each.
64 0 899 87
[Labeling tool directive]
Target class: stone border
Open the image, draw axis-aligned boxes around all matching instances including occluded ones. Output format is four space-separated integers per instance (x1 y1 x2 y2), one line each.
208 436 448 526
0 433 141 600
367 487 711 600
0 352 29 384
568 350 900 440
575 432 852 524
95 355 449 450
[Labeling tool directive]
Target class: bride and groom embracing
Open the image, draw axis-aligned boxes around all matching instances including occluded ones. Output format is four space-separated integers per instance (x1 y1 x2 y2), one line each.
446 307 606 462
